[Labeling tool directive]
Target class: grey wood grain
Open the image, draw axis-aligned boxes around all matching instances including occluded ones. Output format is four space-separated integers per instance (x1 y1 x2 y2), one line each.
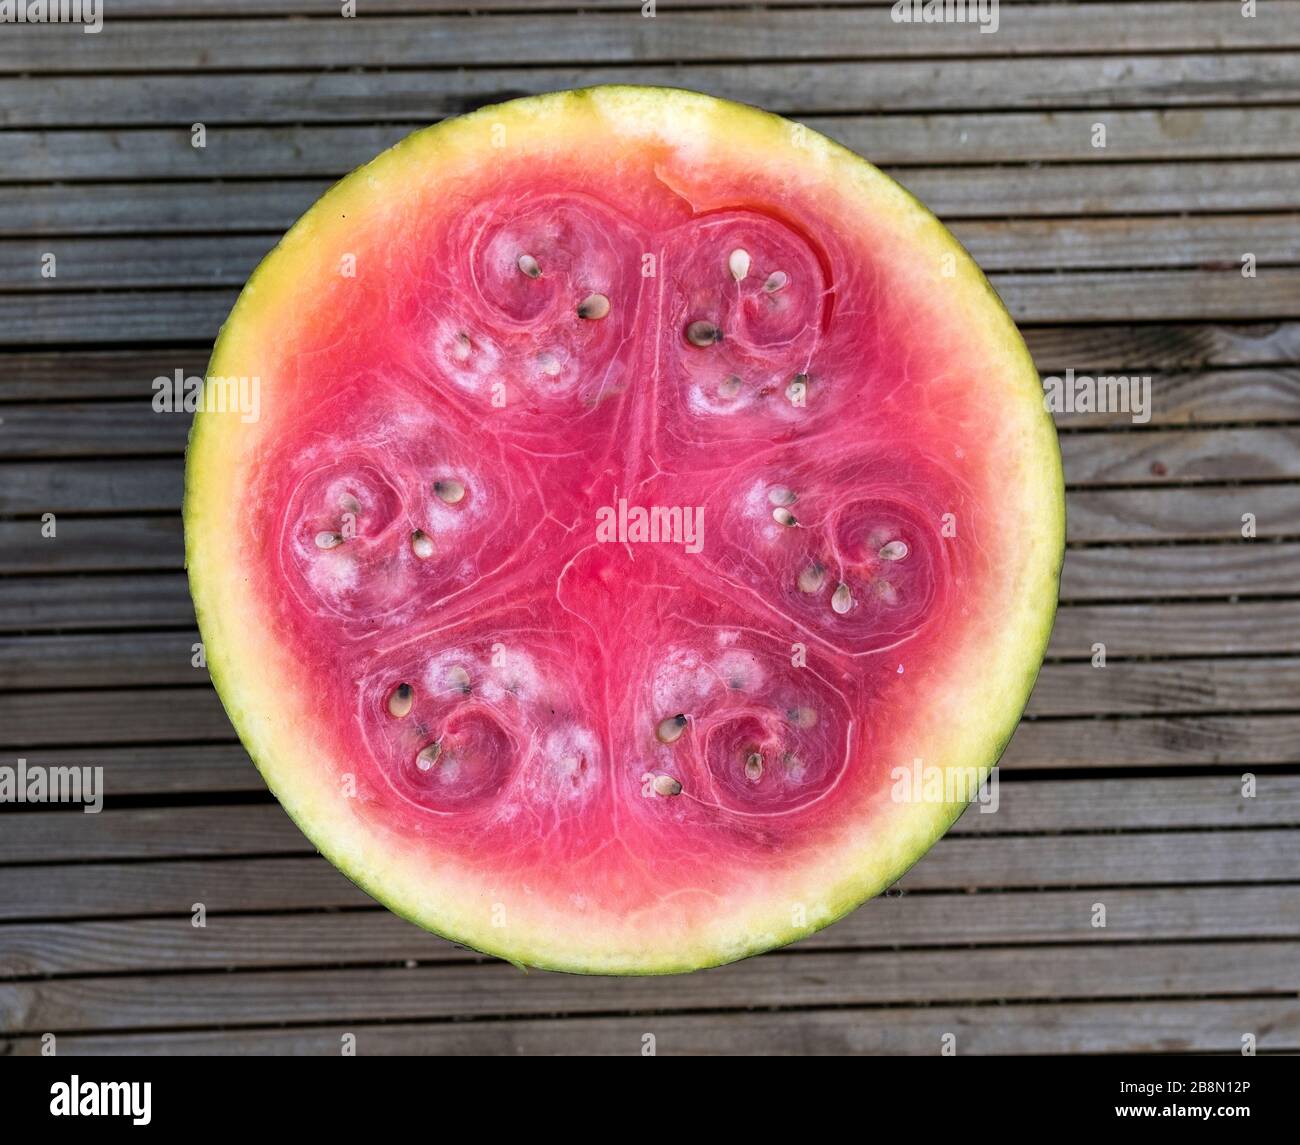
2 940 1296 1034
2 55 1296 130
4 5 1290 74
2 830 1294 922
6 111 1300 184
4 997 1295 1056
3 886 1296 979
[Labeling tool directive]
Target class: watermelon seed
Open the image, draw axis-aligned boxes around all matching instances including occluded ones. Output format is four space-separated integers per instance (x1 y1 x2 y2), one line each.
728 248 751 282
452 331 472 361
314 530 343 550
517 253 541 279
434 479 466 505
719 374 743 398
764 270 789 293
831 582 853 614
879 540 909 561
767 485 798 507
339 493 361 514
656 713 688 744
798 561 826 594
788 706 818 729
538 351 561 377
416 742 442 771
686 320 722 347
410 530 434 559
577 293 610 320
744 752 764 781
387 683 414 718
772 507 798 528
447 665 472 694
653 774 683 797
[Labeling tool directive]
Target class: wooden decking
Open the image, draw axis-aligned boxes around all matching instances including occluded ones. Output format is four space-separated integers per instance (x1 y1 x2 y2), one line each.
2 1 1299 1054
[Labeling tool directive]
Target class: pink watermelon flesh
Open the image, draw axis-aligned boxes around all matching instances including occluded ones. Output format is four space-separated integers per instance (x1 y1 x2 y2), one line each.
190 90 1060 972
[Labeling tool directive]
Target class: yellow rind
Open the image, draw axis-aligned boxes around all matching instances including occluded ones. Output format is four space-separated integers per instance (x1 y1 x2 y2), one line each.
185 86 1065 975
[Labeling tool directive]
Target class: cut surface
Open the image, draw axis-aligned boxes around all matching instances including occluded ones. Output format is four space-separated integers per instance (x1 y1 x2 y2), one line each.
185 86 1063 974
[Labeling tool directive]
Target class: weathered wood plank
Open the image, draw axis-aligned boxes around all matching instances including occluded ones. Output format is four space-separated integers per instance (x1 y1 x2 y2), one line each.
4 56 1297 129
2 830 1294 921
0 506 1290 579
997 269 1300 323
1059 541 1300 598
0 744 256 795
7 112 1300 185
3 885 1296 980
7 710 1298 801
1027 659 1300 716
4 576 1299 661
0 460 184 515
6 426 1297 515
1005 714 1300 769
1066 484 1300 542
92 0 1288 11
1025 324 1300 372
5 267 1297 343
6 163 1298 240
1051 368 1300 427
10 215 1296 289
2 776 1291 865
0 687 234 745
0 574 194 633
5 6 1290 74
1049 600 1300 657
1 658 1298 745
6 359 1298 430
0 403 190 456
0 517 183 575
3 940 1296 1034
6 372 1300 462
6 997 1295 1056
1059 427 1300 485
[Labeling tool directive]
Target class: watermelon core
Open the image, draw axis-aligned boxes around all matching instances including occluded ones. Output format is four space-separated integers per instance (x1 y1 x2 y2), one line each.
186 87 1064 974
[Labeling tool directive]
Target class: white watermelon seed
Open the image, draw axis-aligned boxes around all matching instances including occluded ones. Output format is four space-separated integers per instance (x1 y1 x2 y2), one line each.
315 531 343 550
798 561 826 594
653 774 683 797
339 493 361 514
434 479 466 505
728 248 751 282
577 293 610 320
387 683 414 718
656 713 688 744
447 665 471 694
772 507 798 528
416 742 442 771
768 486 798 507
686 320 722 347
831 583 853 614
789 706 818 729
745 752 764 781
410 530 434 559
719 375 743 398
452 331 472 361
879 540 909 561
517 253 541 279
764 270 789 293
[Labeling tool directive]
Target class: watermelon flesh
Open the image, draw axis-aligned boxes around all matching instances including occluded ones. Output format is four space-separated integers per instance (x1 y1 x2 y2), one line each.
186 88 1064 973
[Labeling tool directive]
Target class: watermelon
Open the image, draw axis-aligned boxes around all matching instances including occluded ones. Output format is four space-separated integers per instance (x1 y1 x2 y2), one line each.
185 86 1064 974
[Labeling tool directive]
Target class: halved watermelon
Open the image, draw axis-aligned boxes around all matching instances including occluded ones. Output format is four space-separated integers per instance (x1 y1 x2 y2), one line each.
185 86 1063 974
